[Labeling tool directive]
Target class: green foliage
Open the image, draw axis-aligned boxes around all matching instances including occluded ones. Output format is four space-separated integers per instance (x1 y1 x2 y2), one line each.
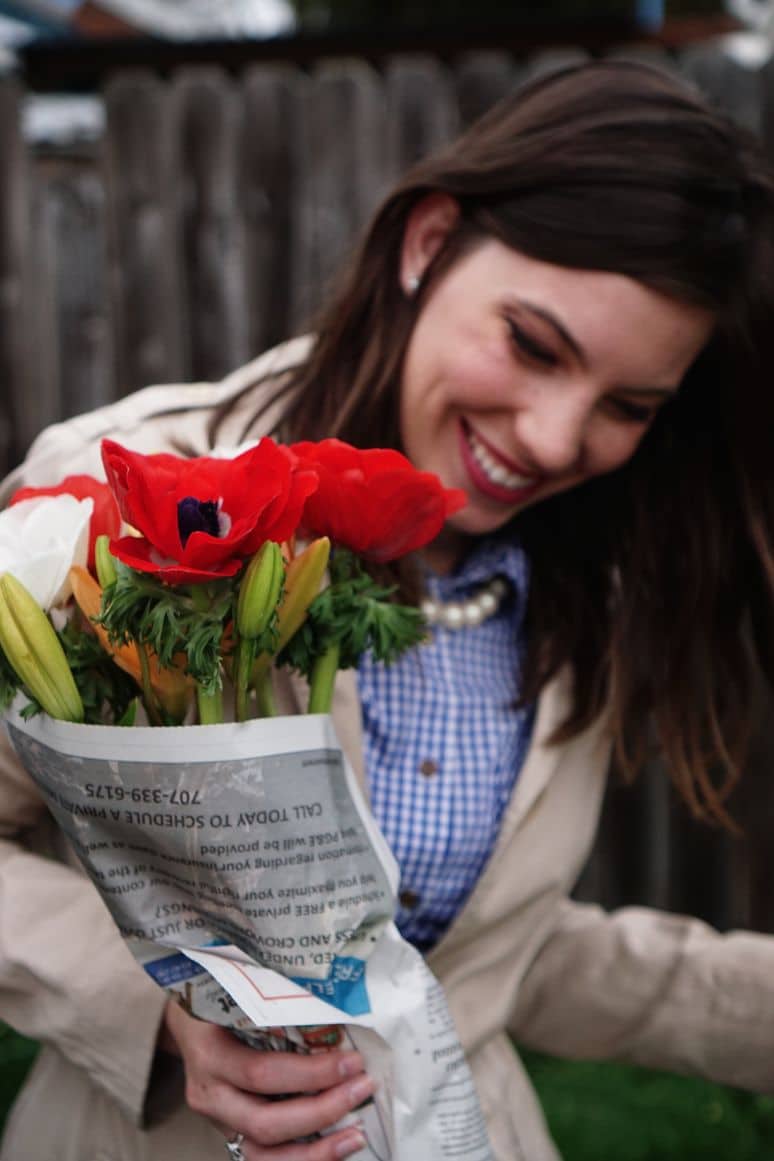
522 1050 774 1161
278 548 426 677
0 648 19 714
0 1026 37 1130
96 564 234 696
58 618 138 726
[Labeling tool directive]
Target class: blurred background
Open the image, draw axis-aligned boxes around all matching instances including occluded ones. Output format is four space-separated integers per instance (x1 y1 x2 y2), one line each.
0 0 296 40
0 0 733 41
1 2 774 1157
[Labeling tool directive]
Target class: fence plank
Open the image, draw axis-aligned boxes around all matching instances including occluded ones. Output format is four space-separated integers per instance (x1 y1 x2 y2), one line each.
104 70 185 394
758 47 774 160
292 60 386 329
722 669 774 932
384 55 459 178
18 157 61 458
455 52 519 128
0 80 30 471
680 35 766 133
605 42 682 78
575 763 674 913
41 158 114 421
240 64 304 356
169 68 250 383
520 46 590 84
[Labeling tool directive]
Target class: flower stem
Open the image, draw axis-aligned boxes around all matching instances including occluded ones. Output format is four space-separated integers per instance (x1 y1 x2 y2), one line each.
189 585 226 724
308 642 340 714
197 684 223 725
189 585 211 615
255 671 276 718
137 646 163 727
234 637 255 723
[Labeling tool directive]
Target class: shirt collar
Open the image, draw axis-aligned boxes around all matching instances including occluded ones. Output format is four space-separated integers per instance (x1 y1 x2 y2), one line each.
424 535 530 602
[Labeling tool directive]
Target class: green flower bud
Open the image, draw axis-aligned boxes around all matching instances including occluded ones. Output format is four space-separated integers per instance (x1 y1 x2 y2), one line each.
94 534 117 589
0 573 84 722
236 541 285 642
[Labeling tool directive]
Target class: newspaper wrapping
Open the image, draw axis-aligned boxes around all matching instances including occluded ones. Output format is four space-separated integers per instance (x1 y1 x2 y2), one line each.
4 704 495 1161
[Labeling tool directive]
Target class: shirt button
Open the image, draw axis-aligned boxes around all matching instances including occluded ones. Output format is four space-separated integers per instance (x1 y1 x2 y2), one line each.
419 759 439 777
399 889 421 910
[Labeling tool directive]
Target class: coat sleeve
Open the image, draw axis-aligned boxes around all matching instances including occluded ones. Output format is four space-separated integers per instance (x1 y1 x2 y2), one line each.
0 341 304 1125
0 389 198 1126
0 727 172 1125
508 896 774 1093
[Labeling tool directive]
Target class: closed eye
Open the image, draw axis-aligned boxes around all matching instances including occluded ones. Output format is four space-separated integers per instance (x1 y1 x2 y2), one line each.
505 318 559 367
608 396 660 424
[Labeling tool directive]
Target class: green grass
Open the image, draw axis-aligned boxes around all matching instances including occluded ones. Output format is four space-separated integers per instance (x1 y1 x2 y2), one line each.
523 1050 774 1161
0 1026 37 1130
2 1028 774 1157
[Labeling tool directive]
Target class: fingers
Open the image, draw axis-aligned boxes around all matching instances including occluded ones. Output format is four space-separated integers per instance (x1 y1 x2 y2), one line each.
179 1018 367 1095
175 1013 375 1153
245 1125 367 1159
209 1073 376 1149
218 1040 368 1096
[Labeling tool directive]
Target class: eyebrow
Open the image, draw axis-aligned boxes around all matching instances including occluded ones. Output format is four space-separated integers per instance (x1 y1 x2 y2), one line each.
514 298 680 398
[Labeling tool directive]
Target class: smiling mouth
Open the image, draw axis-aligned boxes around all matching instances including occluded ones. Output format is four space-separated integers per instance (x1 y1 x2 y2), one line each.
460 421 539 501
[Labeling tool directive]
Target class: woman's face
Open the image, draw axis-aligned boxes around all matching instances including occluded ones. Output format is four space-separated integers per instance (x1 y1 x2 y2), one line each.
398 199 715 571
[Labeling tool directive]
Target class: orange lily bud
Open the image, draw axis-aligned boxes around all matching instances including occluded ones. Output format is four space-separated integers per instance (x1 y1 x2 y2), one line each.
69 566 194 721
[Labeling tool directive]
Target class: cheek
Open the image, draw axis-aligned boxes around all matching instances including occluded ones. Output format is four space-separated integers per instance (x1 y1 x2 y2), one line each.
586 425 647 476
441 360 518 421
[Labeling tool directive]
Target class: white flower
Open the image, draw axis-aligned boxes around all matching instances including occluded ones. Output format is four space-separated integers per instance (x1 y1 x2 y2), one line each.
0 495 93 610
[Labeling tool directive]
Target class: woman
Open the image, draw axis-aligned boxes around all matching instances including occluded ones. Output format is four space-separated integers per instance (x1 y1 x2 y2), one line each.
1 60 773 1161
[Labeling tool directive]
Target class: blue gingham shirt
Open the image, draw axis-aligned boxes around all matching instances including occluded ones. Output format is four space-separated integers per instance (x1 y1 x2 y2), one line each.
357 537 534 951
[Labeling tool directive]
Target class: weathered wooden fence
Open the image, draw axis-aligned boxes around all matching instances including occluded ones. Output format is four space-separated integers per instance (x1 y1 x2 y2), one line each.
1 36 773 932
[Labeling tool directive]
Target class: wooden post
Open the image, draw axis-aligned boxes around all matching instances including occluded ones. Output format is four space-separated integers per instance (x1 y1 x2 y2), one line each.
455 52 518 128
758 46 774 163
384 55 459 177
680 36 767 134
104 70 185 394
169 68 250 383
291 59 386 330
0 80 29 471
41 154 115 420
240 64 303 355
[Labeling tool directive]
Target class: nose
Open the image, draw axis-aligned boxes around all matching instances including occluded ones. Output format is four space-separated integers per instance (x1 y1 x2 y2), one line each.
513 385 590 476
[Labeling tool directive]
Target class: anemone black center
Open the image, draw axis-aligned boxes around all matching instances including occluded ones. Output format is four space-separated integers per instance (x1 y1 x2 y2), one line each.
177 497 220 547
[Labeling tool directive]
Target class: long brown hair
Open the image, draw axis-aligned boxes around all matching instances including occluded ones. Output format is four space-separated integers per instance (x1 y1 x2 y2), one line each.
229 61 774 824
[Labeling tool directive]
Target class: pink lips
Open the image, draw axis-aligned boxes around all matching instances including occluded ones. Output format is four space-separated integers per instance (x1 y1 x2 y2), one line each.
458 420 540 505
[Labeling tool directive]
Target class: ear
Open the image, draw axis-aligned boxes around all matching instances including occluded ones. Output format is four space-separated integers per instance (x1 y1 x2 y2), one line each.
399 193 461 296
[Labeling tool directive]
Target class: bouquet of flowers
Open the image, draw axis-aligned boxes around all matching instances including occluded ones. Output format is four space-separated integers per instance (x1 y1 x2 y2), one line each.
0 436 494 1161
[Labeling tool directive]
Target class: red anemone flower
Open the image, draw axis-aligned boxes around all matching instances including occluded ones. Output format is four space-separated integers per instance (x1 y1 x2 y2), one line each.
101 438 318 585
10 474 121 572
290 439 467 562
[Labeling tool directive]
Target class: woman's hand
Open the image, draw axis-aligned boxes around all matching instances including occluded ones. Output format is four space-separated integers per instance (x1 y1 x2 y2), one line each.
161 998 372 1159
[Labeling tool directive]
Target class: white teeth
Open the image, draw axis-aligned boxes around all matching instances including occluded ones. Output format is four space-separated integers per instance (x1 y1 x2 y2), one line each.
467 429 534 490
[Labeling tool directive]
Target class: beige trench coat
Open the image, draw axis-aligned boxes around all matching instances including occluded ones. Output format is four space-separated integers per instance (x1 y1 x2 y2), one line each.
2 338 774 1161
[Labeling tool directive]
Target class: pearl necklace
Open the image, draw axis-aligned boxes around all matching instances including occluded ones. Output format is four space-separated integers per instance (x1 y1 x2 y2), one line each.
420 576 509 631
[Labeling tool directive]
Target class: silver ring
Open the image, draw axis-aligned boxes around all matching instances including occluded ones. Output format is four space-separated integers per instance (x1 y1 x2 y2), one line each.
225 1132 245 1161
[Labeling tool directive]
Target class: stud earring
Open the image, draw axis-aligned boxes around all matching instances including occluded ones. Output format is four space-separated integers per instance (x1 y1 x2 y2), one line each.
406 274 421 295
